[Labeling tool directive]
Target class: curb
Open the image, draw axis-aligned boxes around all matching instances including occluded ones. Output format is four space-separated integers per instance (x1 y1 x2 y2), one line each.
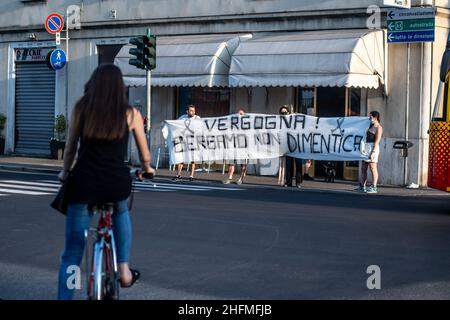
0 164 61 175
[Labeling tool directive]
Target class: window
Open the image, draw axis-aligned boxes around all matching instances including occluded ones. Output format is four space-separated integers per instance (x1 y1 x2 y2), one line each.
177 87 230 118
348 88 361 117
316 87 346 117
297 88 315 115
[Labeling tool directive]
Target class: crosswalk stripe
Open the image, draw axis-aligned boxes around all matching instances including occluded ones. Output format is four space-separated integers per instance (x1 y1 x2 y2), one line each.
0 188 52 195
39 179 243 191
133 184 212 191
38 180 62 184
1 180 61 188
133 181 243 191
34 180 242 192
0 183 59 192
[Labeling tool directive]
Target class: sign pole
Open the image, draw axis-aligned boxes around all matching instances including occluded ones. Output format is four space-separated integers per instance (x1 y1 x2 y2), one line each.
404 43 410 186
65 26 69 122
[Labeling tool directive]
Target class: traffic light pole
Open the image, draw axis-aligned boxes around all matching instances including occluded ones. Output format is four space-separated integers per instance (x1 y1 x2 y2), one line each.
129 28 155 151
146 69 151 149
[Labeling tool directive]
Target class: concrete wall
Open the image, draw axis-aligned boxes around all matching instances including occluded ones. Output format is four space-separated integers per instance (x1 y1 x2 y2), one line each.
2 0 438 30
66 40 95 109
2 1 448 44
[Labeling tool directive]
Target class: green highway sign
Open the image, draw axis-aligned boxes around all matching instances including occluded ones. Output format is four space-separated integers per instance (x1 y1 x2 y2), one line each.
387 18 434 32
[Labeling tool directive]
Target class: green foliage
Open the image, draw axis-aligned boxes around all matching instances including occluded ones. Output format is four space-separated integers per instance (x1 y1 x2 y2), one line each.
54 114 67 141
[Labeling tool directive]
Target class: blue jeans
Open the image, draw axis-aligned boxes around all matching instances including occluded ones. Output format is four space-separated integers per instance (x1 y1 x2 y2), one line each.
57 199 131 300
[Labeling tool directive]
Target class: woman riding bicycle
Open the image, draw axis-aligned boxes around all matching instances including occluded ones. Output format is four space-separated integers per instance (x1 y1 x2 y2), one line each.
57 64 155 299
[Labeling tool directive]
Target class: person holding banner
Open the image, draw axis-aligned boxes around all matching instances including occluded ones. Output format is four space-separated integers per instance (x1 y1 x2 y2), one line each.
173 105 201 182
223 109 248 185
357 111 383 194
279 105 304 188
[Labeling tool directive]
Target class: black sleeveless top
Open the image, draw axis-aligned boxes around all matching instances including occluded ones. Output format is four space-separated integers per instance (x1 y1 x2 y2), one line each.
366 125 377 143
67 129 132 205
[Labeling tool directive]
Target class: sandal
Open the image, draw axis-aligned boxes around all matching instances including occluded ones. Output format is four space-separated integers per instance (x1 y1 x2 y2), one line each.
120 268 140 288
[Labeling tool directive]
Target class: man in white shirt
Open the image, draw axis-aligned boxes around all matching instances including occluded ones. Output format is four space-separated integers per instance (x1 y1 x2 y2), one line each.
173 104 200 181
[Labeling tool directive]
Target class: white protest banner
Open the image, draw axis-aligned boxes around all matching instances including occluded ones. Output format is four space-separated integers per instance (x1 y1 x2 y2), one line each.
163 114 372 165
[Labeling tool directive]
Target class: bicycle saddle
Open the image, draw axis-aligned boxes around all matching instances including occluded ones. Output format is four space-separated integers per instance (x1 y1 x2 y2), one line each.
89 202 116 212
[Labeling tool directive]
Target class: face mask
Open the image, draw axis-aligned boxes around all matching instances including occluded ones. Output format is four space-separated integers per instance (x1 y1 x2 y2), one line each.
281 111 288 115
370 119 375 125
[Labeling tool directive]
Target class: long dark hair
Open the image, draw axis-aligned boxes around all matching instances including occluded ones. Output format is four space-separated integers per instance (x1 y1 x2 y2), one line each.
370 111 381 123
74 64 131 141
279 105 289 114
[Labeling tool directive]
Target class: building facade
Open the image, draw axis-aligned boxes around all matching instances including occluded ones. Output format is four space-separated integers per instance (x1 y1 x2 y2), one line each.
0 0 449 185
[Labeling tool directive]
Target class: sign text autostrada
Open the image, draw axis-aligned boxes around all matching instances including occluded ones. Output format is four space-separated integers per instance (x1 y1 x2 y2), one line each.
387 7 435 43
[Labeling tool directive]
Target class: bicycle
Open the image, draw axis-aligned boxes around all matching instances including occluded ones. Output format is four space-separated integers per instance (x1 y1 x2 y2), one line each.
84 170 154 300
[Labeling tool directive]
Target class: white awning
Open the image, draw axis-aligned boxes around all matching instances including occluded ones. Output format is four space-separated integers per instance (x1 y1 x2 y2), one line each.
115 34 252 87
229 29 385 89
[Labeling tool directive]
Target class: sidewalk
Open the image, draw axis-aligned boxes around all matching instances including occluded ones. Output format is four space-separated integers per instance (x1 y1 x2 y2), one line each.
0 156 448 197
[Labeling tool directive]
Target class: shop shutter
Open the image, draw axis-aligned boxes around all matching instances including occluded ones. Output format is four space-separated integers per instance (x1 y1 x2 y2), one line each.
15 62 55 155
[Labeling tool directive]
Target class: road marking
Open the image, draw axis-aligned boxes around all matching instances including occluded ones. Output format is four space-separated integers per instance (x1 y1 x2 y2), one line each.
39 179 244 192
133 181 244 191
0 169 57 177
39 180 65 184
133 183 213 192
1 180 62 188
131 188 175 192
0 188 52 195
37 180 176 192
0 183 58 192
6 178 245 194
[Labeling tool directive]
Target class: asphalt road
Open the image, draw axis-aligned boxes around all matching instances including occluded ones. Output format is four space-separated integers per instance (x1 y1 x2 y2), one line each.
0 170 449 300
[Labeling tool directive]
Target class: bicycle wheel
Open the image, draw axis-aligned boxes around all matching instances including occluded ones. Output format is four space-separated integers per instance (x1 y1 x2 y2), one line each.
88 238 119 300
103 241 119 300
88 240 104 300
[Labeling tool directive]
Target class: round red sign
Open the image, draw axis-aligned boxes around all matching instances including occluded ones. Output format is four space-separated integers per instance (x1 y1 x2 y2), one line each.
45 13 64 35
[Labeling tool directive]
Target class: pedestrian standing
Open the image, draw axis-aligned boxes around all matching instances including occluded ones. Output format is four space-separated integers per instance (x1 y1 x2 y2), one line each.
279 105 303 188
223 108 248 185
356 111 383 193
173 105 200 182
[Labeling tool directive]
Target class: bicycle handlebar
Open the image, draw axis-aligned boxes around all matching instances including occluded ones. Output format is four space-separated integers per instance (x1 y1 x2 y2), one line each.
135 169 155 181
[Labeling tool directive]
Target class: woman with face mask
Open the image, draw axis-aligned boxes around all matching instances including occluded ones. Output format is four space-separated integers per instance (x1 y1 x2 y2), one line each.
357 111 383 194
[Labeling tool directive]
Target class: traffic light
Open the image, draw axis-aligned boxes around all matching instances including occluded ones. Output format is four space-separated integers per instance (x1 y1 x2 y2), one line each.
128 36 146 69
143 35 156 70
128 33 156 70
